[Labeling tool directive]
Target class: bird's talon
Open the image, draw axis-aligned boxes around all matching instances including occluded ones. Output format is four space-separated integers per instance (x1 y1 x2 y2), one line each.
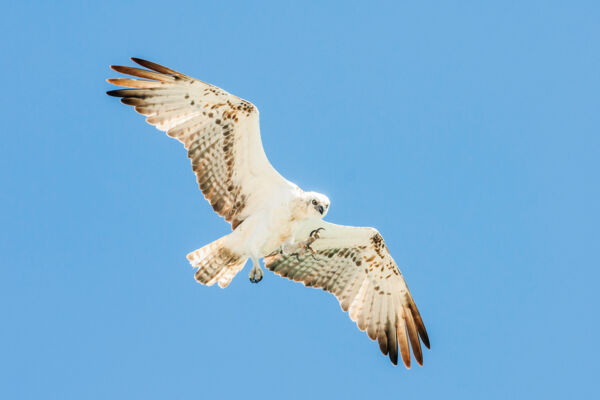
249 265 263 284
310 227 325 239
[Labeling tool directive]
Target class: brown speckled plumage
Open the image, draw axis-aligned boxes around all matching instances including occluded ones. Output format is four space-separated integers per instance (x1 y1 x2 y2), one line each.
107 58 279 230
107 58 430 368
264 224 429 368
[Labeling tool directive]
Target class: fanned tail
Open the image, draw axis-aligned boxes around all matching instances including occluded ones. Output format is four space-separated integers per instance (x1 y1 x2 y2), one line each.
187 236 247 288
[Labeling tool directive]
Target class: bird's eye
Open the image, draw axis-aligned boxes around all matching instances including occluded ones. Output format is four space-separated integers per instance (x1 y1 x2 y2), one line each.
312 199 318 206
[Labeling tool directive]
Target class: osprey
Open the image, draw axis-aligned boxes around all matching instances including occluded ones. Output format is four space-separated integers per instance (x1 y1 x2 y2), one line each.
107 58 430 367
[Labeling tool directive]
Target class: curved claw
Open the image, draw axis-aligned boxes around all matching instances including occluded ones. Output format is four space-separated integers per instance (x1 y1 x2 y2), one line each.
249 266 264 284
310 227 325 239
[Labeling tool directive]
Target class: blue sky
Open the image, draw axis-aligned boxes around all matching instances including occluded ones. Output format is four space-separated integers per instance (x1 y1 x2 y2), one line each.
1 1 598 399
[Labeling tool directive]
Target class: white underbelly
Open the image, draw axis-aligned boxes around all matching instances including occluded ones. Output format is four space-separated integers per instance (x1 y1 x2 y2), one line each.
231 191 313 258
230 208 296 258
259 227 294 256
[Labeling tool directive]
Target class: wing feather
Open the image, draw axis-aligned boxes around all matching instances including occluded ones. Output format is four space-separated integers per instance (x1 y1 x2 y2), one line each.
110 65 176 82
404 305 423 365
264 221 429 367
397 311 411 368
106 78 163 88
387 313 399 365
107 58 294 228
130 57 190 78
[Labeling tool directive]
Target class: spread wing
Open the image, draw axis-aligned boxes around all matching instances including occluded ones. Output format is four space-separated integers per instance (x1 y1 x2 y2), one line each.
107 58 294 229
264 221 430 367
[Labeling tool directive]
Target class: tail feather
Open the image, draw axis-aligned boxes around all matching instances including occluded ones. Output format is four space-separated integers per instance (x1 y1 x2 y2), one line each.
187 237 247 288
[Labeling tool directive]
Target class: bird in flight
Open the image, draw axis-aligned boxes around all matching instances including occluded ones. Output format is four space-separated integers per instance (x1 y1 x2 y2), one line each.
107 58 430 367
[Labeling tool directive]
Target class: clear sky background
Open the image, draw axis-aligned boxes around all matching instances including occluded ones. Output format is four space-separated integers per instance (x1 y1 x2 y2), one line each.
1 1 598 399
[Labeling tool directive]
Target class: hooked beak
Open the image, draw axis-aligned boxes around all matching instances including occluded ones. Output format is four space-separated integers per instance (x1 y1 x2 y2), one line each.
317 205 324 215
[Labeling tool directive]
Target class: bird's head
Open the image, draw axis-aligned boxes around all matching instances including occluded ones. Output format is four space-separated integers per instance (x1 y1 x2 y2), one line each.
304 191 330 218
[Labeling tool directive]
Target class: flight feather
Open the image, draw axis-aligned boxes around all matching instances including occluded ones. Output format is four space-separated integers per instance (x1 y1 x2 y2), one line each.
107 58 292 229
264 221 430 367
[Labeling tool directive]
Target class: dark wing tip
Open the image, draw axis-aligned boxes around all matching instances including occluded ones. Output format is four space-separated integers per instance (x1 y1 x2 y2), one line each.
405 292 431 350
417 312 430 349
386 320 398 366
388 342 398 365
130 57 186 78
421 331 431 350
414 312 430 350
120 97 144 106
106 89 124 97
130 57 156 69
378 335 388 356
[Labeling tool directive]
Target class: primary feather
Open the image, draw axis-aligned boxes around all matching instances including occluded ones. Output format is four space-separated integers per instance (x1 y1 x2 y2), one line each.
107 57 291 229
265 221 429 367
